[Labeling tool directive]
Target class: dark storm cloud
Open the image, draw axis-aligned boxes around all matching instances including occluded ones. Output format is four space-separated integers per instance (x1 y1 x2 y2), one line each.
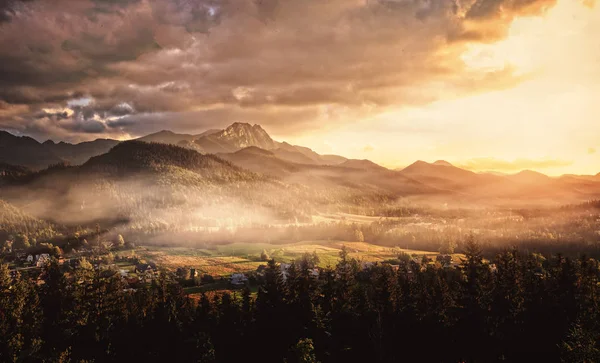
0 0 35 23
0 0 559 141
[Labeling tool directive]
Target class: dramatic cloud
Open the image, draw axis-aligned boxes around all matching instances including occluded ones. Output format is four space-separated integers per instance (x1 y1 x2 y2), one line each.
0 0 559 141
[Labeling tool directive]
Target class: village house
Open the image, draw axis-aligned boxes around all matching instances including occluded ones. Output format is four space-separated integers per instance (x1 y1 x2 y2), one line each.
135 262 156 274
280 263 291 280
361 261 375 270
134 262 157 282
230 273 248 286
36 254 51 267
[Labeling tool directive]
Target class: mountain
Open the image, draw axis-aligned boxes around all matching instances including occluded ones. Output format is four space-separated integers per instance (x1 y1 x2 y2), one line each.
83 141 260 183
276 142 322 163
560 174 600 182
0 141 282 225
398 163 600 202
3 141 404 228
43 139 119 165
218 146 304 178
275 142 347 165
0 131 63 169
195 123 276 153
433 160 453 167
0 130 122 169
136 129 220 147
272 148 316 164
3 124 600 207
0 122 349 171
195 129 221 138
177 140 206 153
399 160 485 190
507 170 552 184
216 145 435 196
321 154 348 165
340 159 388 172
136 130 197 145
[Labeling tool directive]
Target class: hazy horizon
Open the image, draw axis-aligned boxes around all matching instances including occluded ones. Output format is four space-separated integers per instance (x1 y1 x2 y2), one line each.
2 123 596 177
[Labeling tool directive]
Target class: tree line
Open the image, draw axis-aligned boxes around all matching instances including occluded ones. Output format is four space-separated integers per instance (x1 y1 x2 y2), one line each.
1 240 600 362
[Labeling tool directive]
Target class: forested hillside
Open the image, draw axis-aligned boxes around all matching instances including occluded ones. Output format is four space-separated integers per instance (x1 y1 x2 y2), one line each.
0 141 387 231
0 200 59 242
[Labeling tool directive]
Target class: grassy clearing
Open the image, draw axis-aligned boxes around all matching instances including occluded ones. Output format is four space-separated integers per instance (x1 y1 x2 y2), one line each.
138 250 264 276
115 261 136 272
313 213 398 224
140 240 444 274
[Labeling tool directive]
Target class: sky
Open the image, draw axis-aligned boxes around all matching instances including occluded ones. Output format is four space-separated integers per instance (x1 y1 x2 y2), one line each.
0 0 598 175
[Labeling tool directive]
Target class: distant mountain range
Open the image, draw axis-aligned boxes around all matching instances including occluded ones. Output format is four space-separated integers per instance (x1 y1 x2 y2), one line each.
0 123 348 170
1 123 600 209
0 130 118 169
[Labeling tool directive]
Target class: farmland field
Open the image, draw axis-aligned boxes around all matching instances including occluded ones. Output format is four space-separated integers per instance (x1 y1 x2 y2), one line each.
137 240 457 276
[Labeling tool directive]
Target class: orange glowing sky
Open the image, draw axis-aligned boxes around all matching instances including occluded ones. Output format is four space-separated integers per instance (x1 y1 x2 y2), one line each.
285 0 600 175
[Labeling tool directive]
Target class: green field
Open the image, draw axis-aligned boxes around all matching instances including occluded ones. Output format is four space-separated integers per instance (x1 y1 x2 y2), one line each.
138 240 452 276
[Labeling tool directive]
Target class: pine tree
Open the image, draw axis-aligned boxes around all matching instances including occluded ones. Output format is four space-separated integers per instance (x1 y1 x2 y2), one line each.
287 338 319 363
458 234 491 360
40 259 71 356
115 235 125 249
13 234 30 250
491 249 525 358
255 259 290 362
560 322 600 363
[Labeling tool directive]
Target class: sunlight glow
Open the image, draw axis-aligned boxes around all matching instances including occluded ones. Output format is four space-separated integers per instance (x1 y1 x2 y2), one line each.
291 0 600 176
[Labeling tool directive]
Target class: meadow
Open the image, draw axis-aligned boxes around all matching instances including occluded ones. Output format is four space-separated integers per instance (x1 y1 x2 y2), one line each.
136 240 456 277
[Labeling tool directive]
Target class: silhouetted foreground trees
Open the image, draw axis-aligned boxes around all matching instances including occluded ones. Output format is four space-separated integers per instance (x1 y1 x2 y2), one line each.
2 245 600 362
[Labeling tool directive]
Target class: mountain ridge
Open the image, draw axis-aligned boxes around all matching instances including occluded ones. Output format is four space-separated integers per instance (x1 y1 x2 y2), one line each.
1 126 599 186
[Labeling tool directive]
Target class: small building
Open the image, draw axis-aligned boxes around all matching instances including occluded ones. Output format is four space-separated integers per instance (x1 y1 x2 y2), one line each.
361 262 375 270
280 263 291 281
36 254 50 267
309 268 319 278
230 273 248 286
135 262 156 274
